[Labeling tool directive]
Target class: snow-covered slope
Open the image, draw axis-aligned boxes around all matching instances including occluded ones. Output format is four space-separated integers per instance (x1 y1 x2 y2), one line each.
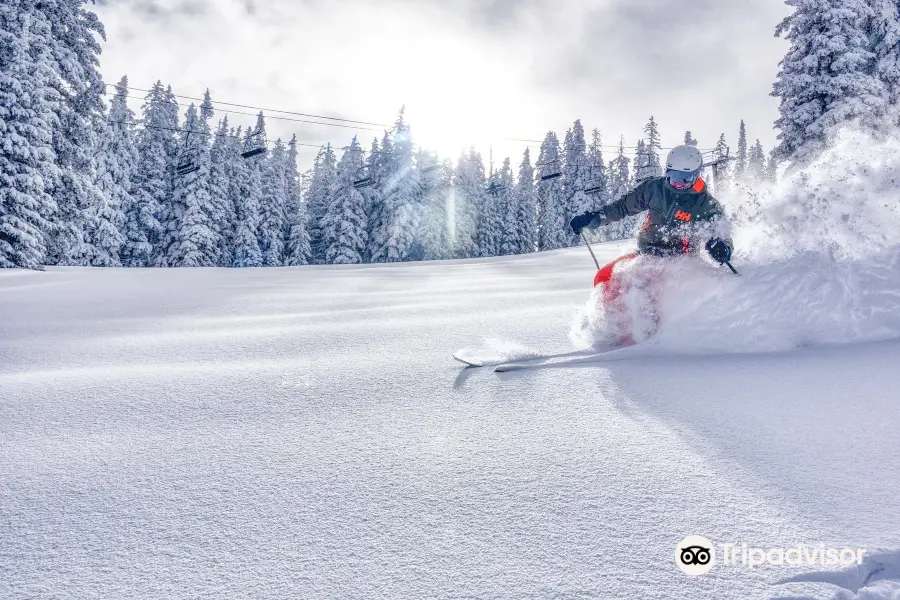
2 238 899 599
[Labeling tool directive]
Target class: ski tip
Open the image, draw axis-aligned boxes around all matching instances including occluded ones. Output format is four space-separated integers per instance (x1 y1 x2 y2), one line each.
453 353 484 368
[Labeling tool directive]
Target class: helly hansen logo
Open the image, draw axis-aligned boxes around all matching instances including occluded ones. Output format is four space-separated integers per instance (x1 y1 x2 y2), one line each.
674 210 692 222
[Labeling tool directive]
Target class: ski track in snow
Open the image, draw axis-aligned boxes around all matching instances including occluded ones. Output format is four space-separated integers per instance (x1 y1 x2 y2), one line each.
2 243 899 600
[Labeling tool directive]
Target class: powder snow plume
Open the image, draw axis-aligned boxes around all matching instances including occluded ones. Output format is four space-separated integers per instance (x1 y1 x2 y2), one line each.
572 128 900 353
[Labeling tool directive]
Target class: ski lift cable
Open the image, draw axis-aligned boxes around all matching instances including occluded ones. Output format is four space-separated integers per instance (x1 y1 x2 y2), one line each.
111 84 722 153
116 93 384 133
214 106 383 132
108 83 389 128
114 85 721 156
111 116 722 166
105 118 341 151
504 136 716 152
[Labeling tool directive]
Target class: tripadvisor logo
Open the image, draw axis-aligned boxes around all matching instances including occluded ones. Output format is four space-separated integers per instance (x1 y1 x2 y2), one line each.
675 536 866 576
675 536 715 576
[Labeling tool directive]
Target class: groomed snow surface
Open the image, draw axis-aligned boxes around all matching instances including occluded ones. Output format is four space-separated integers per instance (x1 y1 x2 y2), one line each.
2 242 899 600
3 128 900 599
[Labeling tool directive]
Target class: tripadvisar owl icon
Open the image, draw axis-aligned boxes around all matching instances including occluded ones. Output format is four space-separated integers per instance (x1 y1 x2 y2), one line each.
680 545 712 566
675 536 716 575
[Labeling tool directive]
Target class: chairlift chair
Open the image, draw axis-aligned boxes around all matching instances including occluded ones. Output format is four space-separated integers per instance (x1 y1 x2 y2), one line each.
538 158 561 181
241 128 267 159
701 148 733 189
176 148 199 176
352 165 373 189
486 180 506 196
584 174 605 195
701 147 732 169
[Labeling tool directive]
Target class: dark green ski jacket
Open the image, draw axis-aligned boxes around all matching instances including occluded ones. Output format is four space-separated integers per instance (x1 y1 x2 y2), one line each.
594 176 731 256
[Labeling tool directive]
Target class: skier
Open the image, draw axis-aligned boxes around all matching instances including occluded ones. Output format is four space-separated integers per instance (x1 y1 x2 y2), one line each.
568 144 733 344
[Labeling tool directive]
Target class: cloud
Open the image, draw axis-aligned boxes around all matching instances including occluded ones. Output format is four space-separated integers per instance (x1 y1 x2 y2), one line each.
93 0 791 169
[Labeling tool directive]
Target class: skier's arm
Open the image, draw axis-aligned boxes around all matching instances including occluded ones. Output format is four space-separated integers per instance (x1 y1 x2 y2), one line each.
601 179 653 223
701 194 733 244
570 180 653 234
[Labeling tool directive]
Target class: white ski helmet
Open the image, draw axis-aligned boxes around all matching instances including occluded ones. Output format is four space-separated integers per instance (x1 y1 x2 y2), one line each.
665 145 703 189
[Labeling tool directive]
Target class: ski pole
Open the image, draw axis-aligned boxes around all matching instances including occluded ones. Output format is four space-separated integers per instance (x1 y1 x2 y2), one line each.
724 260 739 275
580 232 600 270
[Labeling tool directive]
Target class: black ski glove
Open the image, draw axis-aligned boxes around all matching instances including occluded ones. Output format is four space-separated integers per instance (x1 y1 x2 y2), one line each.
570 211 606 235
706 238 732 263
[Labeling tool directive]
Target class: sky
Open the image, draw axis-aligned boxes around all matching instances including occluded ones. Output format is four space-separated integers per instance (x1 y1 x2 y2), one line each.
93 0 793 172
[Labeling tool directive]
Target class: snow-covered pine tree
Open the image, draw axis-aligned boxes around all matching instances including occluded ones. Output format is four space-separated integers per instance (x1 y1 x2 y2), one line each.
88 75 134 266
232 125 264 267
535 131 567 251
606 136 634 242
418 154 452 261
496 157 519 256
171 94 219 267
46 134 93 264
283 135 310 266
450 149 484 259
285 195 312 266
370 109 422 262
359 137 382 262
583 129 611 243
283 135 301 239
41 0 107 267
122 81 174 266
562 119 589 246
772 0 888 165
0 10 59 269
766 154 779 183
642 116 662 178
870 0 900 113
514 148 537 254
223 123 243 257
404 150 432 263
209 116 235 266
192 91 225 266
608 137 632 199
684 131 698 146
477 158 504 258
711 133 731 193
748 139 767 181
151 85 184 267
320 137 368 264
734 120 748 181
633 139 650 183
307 144 337 264
586 128 609 209
258 139 288 266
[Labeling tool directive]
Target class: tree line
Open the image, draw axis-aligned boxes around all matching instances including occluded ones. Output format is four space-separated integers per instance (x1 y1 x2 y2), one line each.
2 55 775 269
8 0 895 269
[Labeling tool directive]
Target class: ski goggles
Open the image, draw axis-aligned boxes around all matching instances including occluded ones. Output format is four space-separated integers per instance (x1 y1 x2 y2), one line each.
666 168 700 189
